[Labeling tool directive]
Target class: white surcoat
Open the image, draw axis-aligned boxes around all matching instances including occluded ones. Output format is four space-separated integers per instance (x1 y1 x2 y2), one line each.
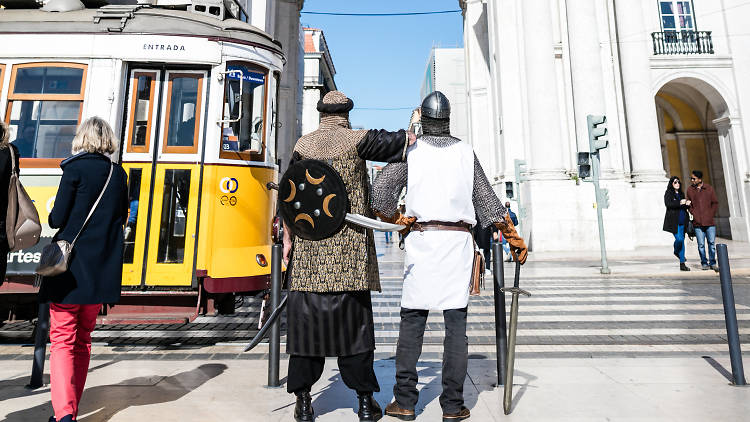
401 141 476 310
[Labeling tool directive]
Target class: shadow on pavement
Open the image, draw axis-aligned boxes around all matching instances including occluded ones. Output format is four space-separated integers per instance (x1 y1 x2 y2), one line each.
4 363 227 422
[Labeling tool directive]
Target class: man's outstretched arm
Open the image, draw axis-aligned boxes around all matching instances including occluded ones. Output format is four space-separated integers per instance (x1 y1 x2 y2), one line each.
357 129 415 163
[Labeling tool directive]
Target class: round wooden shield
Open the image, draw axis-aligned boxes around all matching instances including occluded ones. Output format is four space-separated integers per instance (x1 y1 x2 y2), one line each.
279 160 349 241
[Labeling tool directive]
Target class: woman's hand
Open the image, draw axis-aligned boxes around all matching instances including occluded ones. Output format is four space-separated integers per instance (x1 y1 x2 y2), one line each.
680 199 687 205
686 200 692 206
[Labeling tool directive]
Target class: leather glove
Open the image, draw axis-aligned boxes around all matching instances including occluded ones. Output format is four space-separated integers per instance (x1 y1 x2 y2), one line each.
495 214 528 265
375 212 416 236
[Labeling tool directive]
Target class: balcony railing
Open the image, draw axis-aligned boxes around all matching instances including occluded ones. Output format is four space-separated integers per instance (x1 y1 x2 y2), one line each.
651 30 714 55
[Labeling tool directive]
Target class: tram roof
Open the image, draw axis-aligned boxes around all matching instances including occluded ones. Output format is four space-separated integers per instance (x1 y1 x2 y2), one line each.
0 7 284 57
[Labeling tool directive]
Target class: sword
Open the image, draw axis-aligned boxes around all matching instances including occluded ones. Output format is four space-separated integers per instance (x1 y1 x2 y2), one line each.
345 213 405 231
245 295 287 352
500 261 530 415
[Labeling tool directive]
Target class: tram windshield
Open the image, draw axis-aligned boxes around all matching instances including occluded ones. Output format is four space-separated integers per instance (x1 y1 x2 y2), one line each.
6 64 86 159
221 63 266 159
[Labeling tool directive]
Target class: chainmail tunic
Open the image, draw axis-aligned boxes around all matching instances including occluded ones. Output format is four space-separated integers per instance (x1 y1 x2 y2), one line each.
372 135 507 228
290 114 380 293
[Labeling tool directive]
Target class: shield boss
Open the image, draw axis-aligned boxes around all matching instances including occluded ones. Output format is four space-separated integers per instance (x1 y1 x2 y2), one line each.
279 160 349 241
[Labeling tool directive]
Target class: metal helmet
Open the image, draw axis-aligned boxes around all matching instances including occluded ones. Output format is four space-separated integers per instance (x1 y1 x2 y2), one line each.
420 91 450 119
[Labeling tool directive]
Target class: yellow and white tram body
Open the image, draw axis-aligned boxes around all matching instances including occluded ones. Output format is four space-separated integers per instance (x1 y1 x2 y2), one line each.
0 4 284 319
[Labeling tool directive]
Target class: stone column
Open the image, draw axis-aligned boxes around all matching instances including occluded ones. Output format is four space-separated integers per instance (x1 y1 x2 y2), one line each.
566 0 614 169
614 0 665 182
521 0 566 179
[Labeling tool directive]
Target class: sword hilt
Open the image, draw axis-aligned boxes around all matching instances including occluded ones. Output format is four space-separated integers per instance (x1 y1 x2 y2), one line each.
500 287 531 297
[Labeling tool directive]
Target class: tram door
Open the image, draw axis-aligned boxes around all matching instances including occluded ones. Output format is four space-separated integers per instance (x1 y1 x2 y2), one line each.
121 69 207 287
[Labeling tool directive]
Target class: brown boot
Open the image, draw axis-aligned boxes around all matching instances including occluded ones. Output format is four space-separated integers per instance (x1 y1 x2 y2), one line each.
384 401 415 421
442 406 470 421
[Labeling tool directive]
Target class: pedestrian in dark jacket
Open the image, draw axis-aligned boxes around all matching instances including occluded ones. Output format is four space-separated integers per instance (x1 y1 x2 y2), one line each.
686 170 719 271
38 117 128 422
0 122 20 285
663 176 691 271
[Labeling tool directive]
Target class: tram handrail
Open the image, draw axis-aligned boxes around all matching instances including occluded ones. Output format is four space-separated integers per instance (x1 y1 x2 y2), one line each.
217 69 244 124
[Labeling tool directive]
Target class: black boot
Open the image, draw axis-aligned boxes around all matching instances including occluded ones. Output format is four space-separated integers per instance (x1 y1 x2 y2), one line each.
294 392 314 422
680 263 690 271
357 394 382 421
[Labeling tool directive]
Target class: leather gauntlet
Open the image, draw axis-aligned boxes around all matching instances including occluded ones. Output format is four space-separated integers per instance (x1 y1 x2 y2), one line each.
495 214 528 265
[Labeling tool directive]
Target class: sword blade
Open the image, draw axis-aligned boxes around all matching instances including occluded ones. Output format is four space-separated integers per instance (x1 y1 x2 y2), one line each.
244 295 288 352
345 213 405 231
503 292 520 414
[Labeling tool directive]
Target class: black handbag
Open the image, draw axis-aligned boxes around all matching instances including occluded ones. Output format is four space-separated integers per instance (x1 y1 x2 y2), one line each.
686 212 696 239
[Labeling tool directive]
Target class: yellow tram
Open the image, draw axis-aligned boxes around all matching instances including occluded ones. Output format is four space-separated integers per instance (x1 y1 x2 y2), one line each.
0 1 284 321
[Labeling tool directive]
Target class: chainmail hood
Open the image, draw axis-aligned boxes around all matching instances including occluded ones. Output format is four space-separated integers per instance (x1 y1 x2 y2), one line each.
294 91 367 159
421 115 451 136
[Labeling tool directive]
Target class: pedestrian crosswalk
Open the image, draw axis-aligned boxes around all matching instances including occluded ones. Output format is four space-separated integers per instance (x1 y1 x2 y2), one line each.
371 235 750 357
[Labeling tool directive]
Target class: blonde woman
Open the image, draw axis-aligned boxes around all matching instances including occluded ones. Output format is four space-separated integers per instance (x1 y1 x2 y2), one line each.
0 121 20 285
38 117 128 422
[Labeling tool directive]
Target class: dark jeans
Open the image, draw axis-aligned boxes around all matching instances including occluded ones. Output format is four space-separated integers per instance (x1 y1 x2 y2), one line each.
393 307 468 414
287 351 380 395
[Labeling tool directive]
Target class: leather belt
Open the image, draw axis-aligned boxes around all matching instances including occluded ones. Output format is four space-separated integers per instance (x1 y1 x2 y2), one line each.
410 221 472 233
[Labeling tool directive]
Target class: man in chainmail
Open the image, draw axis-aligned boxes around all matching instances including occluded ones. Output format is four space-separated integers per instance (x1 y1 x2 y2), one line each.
282 90 415 422
372 91 528 422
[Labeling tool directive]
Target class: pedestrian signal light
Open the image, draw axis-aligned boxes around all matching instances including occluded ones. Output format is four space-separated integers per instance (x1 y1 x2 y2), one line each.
587 115 608 151
505 181 514 199
577 152 591 179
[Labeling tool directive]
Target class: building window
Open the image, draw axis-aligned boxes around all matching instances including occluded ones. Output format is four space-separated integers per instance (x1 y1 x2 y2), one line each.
219 62 267 161
4 63 87 163
659 1 695 32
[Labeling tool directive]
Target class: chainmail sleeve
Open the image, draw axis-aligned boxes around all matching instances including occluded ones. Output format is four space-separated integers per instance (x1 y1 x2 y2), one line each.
371 162 408 219
473 154 508 228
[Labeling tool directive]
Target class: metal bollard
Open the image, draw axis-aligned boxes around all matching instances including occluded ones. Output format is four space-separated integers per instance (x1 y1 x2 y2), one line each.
716 244 747 386
27 302 50 389
267 243 283 388
492 242 507 386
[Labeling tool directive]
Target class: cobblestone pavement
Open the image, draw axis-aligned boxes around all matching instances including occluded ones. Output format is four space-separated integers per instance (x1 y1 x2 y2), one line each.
1 234 749 360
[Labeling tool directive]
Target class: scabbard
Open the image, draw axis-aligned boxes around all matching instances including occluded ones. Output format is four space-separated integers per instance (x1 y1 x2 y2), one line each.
503 292 520 414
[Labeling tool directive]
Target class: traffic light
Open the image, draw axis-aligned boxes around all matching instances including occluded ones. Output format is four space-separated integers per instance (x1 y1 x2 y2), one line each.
577 152 591 179
587 115 608 152
597 188 610 209
505 182 514 199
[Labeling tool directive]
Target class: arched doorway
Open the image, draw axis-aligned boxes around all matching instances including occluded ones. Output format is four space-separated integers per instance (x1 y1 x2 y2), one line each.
655 77 736 238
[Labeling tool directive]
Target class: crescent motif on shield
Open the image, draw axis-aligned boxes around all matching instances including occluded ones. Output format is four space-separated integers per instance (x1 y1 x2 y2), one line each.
306 170 325 185
294 213 315 227
283 179 296 202
322 194 336 218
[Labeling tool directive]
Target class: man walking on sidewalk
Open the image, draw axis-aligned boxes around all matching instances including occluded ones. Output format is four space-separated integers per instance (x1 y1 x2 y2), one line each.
372 91 527 422
687 170 719 271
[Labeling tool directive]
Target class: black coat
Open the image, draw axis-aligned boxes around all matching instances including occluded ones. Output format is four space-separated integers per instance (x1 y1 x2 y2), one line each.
663 190 688 234
38 153 128 304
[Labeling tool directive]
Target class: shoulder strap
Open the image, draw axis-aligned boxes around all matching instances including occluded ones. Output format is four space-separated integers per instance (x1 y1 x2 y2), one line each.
8 144 17 175
71 162 114 246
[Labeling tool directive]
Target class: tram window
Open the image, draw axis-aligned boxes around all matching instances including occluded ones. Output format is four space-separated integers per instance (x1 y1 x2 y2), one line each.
0 65 5 97
157 169 191 264
220 63 266 159
127 73 156 152
163 74 202 153
14 67 83 95
5 63 86 160
123 168 143 264
8 100 79 158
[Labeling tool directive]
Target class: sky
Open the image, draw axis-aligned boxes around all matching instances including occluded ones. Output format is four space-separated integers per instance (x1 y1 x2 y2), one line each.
300 0 464 131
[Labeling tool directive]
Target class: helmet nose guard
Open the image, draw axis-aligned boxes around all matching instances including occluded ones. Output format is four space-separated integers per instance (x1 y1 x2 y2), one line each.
420 91 451 119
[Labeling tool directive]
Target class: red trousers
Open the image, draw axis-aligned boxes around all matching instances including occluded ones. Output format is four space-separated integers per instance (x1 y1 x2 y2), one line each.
49 303 100 420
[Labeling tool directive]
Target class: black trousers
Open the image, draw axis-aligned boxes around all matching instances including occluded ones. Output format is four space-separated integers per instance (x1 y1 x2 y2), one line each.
287 351 380 395
393 307 468 414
